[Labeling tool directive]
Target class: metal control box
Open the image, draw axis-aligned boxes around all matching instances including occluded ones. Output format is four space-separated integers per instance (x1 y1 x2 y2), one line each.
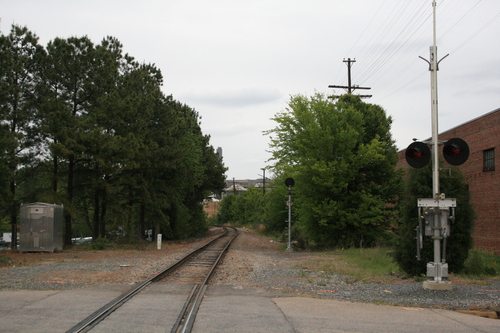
19 203 64 252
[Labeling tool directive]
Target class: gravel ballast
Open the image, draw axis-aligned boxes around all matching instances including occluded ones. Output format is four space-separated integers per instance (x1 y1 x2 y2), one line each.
1 228 499 311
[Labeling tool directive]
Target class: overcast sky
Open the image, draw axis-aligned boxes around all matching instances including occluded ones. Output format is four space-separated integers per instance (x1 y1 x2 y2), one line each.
2 0 499 180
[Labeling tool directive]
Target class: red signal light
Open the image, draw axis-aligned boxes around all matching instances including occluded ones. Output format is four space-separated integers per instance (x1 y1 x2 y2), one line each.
405 142 431 168
443 138 469 166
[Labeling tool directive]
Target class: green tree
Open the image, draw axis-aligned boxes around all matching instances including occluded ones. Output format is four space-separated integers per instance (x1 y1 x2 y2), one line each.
0 25 44 248
265 93 401 248
217 193 244 225
162 101 226 237
261 177 291 236
90 58 164 240
37 36 96 244
394 164 475 276
1 26 227 245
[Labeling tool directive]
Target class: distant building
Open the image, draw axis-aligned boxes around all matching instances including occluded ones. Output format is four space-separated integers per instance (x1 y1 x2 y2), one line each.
397 108 500 254
222 178 270 197
202 177 269 217
224 183 247 196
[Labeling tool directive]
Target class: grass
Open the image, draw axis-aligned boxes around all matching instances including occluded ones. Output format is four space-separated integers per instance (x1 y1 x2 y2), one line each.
294 247 500 285
340 247 400 276
295 247 403 284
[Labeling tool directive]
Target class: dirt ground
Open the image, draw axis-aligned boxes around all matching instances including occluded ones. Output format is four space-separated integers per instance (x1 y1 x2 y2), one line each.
0 227 492 287
2 241 188 267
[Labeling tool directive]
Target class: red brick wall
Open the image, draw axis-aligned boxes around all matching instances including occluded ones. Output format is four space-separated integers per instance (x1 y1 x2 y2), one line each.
397 109 500 254
203 201 220 218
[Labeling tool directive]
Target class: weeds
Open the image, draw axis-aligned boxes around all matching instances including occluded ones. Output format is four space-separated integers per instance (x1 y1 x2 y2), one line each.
339 247 400 276
91 237 112 250
0 253 12 266
295 247 403 284
295 247 499 284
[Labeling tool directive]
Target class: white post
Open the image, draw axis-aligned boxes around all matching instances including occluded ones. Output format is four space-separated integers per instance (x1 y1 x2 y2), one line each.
430 0 439 200
157 234 162 250
430 0 443 285
287 186 292 250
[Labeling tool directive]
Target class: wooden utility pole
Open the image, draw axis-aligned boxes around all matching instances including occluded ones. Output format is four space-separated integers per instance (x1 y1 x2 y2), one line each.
328 58 372 98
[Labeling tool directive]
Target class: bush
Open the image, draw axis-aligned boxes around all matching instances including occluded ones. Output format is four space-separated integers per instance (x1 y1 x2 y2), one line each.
394 164 475 276
91 237 111 250
462 249 499 277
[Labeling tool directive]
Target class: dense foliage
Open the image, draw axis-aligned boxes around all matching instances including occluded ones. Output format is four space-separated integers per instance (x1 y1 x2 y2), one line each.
262 93 401 248
394 164 475 275
214 181 289 240
0 25 226 245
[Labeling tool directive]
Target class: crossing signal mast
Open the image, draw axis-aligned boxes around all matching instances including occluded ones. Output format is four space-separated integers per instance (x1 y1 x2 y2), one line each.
405 1 470 290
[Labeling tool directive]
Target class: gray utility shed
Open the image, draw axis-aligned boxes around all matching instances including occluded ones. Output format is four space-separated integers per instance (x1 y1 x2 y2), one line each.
19 202 64 252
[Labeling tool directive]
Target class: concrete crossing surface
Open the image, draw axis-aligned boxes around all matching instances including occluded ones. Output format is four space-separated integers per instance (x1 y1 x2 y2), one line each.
1 284 499 333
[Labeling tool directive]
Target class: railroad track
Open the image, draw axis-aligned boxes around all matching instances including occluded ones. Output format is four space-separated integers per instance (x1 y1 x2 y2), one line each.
66 226 238 333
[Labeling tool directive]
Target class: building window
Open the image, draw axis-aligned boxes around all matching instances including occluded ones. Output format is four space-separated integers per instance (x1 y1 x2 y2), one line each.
483 148 495 172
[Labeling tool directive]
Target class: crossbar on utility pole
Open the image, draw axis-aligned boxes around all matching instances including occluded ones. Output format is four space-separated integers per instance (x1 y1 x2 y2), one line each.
328 58 372 98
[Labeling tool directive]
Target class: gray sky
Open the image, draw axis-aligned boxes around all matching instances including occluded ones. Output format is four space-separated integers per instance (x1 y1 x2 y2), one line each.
2 0 499 180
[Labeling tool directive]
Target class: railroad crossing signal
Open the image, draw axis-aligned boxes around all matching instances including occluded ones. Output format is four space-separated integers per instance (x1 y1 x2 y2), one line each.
405 142 431 168
405 138 469 168
443 138 469 166
405 137 468 290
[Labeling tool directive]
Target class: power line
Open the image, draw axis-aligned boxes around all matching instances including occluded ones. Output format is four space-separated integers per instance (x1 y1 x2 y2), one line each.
450 10 500 54
439 0 485 41
334 0 498 101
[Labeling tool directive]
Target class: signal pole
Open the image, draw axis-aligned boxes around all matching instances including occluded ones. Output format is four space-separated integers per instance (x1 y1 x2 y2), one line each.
418 0 451 290
328 58 372 98
406 0 468 287
284 178 295 251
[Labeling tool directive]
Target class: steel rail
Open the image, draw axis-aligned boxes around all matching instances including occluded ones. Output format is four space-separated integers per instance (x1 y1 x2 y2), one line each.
65 227 232 333
175 227 238 333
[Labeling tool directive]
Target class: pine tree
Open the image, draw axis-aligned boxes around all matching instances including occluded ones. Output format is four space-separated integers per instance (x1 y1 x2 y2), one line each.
0 25 44 249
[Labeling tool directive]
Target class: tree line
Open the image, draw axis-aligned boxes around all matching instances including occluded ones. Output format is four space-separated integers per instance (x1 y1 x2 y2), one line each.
0 25 227 246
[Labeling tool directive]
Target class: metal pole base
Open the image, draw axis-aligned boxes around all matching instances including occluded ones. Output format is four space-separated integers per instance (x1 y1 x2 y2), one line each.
424 261 452 290
423 280 452 290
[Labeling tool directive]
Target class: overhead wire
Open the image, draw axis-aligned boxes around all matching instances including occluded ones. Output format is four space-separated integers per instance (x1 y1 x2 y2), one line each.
436 0 470 34
449 9 500 54
337 0 431 90
344 0 388 59
331 0 388 90
439 0 485 41
377 71 428 101
336 0 497 103
353 1 412 78
357 1 430 86
366 5 432 91
335 0 405 87
349 0 431 96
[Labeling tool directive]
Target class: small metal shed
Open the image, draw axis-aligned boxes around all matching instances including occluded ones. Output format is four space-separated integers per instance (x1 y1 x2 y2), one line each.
19 202 64 253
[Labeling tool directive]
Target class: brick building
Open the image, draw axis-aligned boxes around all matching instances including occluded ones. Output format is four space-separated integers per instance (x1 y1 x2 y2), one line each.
397 108 500 254
203 201 219 218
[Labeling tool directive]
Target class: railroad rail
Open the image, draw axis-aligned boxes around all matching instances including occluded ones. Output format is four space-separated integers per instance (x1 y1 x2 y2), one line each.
66 226 238 333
